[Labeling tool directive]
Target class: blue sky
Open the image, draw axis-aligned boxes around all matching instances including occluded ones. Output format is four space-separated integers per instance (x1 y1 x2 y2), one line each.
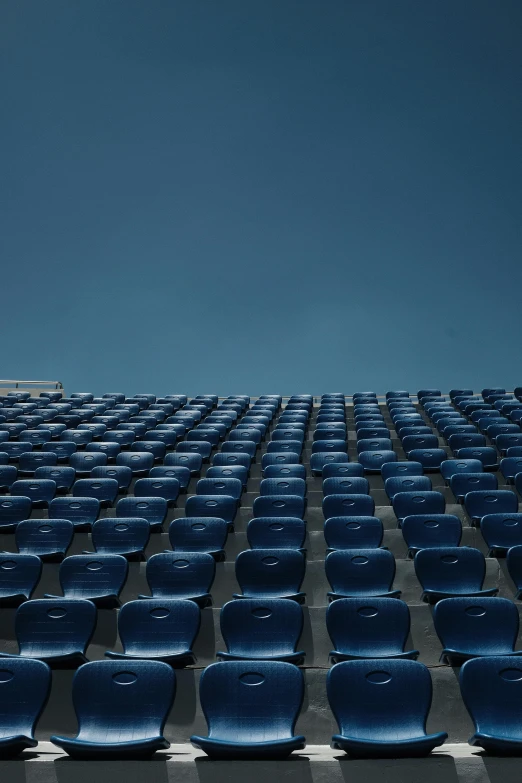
2 0 521 396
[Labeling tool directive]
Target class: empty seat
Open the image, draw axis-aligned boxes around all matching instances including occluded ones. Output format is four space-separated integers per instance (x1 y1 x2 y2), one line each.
168 517 228 560
87 517 151 559
104 430 135 446
0 465 17 490
440 459 484 483
0 496 33 531
481 514 522 556
356 428 389 441
433 597 522 665
401 514 462 556
49 497 99 529
501 457 522 483
134 477 180 505
60 430 93 446
14 519 73 561
106 598 200 666
140 552 215 607
90 465 132 491
190 660 305 759
321 464 363 481
401 435 439 454
497 434 522 454
309 452 348 475
0 553 42 605
206 465 249 488
454 446 499 470
85 441 121 460
384 475 432 500
149 465 191 490
234 549 306 602
42 441 77 461
217 599 304 663
0 442 33 461
464 490 518 525
449 433 487 453
0 657 51 757
327 659 447 757
487 423 521 442
262 464 305 481
450 472 497 503
323 477 369 497
116 451 155 474
130 440 166 461
50 659 175 759
44 554 128 608
229 428 262 444
459 655 522 753
116 497 167 532
20 429 52 446
196 477 242 501
260 477 306 497
247 517 306 550
0 598 96 667
392 491 445 525
323 494 376 519
327 597 418 662
358 451 398 473
69 452 107 475
326 549 400 600
221 440 257 458
252 495 306 519
72 478 119 506
507 545 522 599
324 517 383 551
406 449 447 471
414 546 498 603
185 495 237 530
11 479 55 507
165 452 203 474
34 465 75 492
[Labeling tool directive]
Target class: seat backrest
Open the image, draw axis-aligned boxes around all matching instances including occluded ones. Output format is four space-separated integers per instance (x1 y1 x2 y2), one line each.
253 495 306 519
116 599 200 656
185 495 237 524
309 453 348 474
49 497 100 528
454 447 498 468
259 478 306 497
327 659 434 741
0 553 42 599
506 545 522 589
322 494 376 519
262 464 306 480
220 598 303 656
71 660 176 743
0 496 34 528
59 555 128 599
450 473 498 500
322 463 364 479
323 477 370 496
18 452 57 472
460 655 522 739
15 598 97 657
464 490 518 521
0 657 51 740
327 597 411 655
16 519 74 557
481 513 522 552
324 517 383 550
235 549 305 596
325 549 396 595
164 452 203 473
414 547 486 592
146 552 216 598
168 517 228 552
91 517 151 554
196 478 242 499
134 477 181 501
392 491 445 521
90 465 132 489
212 452 251 469
358 451 398 471
433 597 518 654
384 475 432 499
198 661 303 742
247 517 306 549
311 439 347 454
401 514 462 551
220 440 257 457
440 459 483 481
116 497 167 527
357 438 393 455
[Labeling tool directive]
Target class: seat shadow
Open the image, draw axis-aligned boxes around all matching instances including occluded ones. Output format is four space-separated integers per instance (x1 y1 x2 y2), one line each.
338 753 459 783
195 755 314 783
54 757 170 783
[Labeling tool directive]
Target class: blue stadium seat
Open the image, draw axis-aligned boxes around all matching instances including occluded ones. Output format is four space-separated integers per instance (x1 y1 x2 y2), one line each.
0 465 17 490
14 519 73 561
32 466 74 493
11 479 56 507
440 459 483 483
106 599 200 666
234 548 306 602
0 657 51 757
0 442 33 461
327 659 447 757
78 423 108 438
0 598 96 667
487 423 521 442
185 495 237 530
221 440 258 458
246 517 306 551
406 449 447 471
43 441 77 461
165 452 203 474
104 430 135 446
262 464 306 480
130 440 166 461
323 494 376 518
0 553 42 605
433 597 522 665
212 452 251 470
229 428 263 444
506 546 522 599
176 441 213 460
310 452 348 475
392 491 446 525
190 660 305 759
384 475 432 500
481 513 522 556
143 429 179 448
90 465 132 491
414 547 498 603
325 549 400 600
197 477 242 501
168 517 228 560
60 430 93 447
355 428 389 441
134 477 180 505
401 435 439 455
116 451 155 475
253 495 306 519
260 477 306 497
87 518 151 559
50 659 175 758
464 490 518 525
322 462 365 479
49 496 99 529
72 478 118 506
356 438 393 454
69 452 107 475
140 552 215 607
401 514 462 556
116 497 167 532
217 599 304 664
323 476 369 496
45 554 128 608
85 441 121 460
497 434 522 454
0 496 33 531
327 597 418 662
324 517 383 551
358 451 398 473
186 429 220 447
449 434 487 453
461 655 522 752
450 472 498 503
454 446 499 470
381 461 423 480
149 465 191 490
21 429 51 446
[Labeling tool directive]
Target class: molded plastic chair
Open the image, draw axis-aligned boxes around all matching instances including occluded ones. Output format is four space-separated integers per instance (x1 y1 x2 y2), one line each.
449 471 497 503
384 475 432 500
414 547 498 603
207 465 249 487
327 597 418 662
185 495 237 530
459 655 522 753
262 464 306 481
324 517 383 551
49 496 99 529
0 465 17 490
0 496 33 531
69 452 107 476
401 514 462 556
220 441 256 459
454 446 499 470
0 657 51 757
190 660 305 759
86 517 151 560
116 451 155 475
356 438 393 454
140 552 215 607
500 458 522 483
407 449 447 471
50 659 175 758
0 599 96 667
322 463 364 479
17 451 57 475
309 452 348 475
217 599 304 663
326 549 400 600
11 479 56 507
252 495 306 520
14 518 74 561
327 659 447 757
106 598 200 666
392 491 445 525
260 477 306 498
358 451 398 473
506 545 522 599
116 496 167 532
72 478 119 506
481 514 522 556
168 517 228 560
323 476 369 497
440 459 484 483
45 554 128 608
0 553 42 606
134 477 180 505
165 452 203 474
464 490 518 525
323 494 376 519
34 465 75 492
433 597 522 665
90 465 132 491
197 477 242 501
234 548 306 602
247 517 306 551
381 461 423 480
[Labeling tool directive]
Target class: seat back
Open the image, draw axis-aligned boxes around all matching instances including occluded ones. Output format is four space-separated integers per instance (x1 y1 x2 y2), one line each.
146 552 216 598
460 655 522 740
91 517 151 555
253 495 306 519
384 475 432 499
59 555 128 600
116 497 167 528
16 519 74 558
358 451 398 472
323 477 369 497
392 491 445 522
247 518 306 549
327 597 411 656
15 598 97 658
464 490 518 521
196 478 242 500
116 599 200 656
164 452 203 473
414 547 486 593
0 553 42 600
168 517 228 553
433 597 518 655
401 514 462 552
0 657 51 740
323 494 376 519
235 549 305 597
185 495 237 524
0 496 33 529
325 549 396 595
322 463 364 479
324 517 383 550
440 459 483 481
220 599 303 657
260 478 306 497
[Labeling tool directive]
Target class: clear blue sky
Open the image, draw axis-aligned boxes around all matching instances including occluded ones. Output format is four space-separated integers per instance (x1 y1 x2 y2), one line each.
2 1 521 397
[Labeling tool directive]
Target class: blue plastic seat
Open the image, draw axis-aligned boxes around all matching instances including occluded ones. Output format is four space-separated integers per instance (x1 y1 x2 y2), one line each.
506 545 522 599
450 472 498 503
449 434 487 454
380 461 423 480
246 517 306 551
196 477 242 501
464 489 518 525
217 599 304 664
176 441 213 460
45 554 128 608
116 451 155 475
42 441 77 461
0 496 33 531
481 513 522 556
49 496 99 529
414 546 498 603
0 598 96 667
262 464 305 481
327 659 447 757
185 494 237 530
0 553 42 605
327 597 418 662
50 659 175 759
392 491 446 526
141 552 215 607
252 494 306 519
324 517 383 551
103 430 135 447
190 660 305 759
487 423 521 442
0 657 51 757
148 466 190 491
384 475 432 500
440 459 483 483
86 517 151 559
14 518 73 561
406 449 447 471
11 479 55 507
134 477 180 505
234 548 306 602
356 438 393 455
72 478 119 506
85 442 121 460
323 476 369 496
130 440 166 461
0 465 17 490
59 429 93 447
433 597 521 665
326 549 400 600
165 452 203 474
168 517 228 560
401 435 439 455
221 440 258 458
259 477 306 498
34 466 75 494
115 496 167 532
358 451 398 473
322 462 364 479
106 598 199 666
229 428 263 445
69 452 107 476
20 429 52 446
454 446 499 470
0 442 33 461
309 452 348 475
89 465 132 491
401 514 462 556
497 434 522 455
354 429 389 442
323 494 376 518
